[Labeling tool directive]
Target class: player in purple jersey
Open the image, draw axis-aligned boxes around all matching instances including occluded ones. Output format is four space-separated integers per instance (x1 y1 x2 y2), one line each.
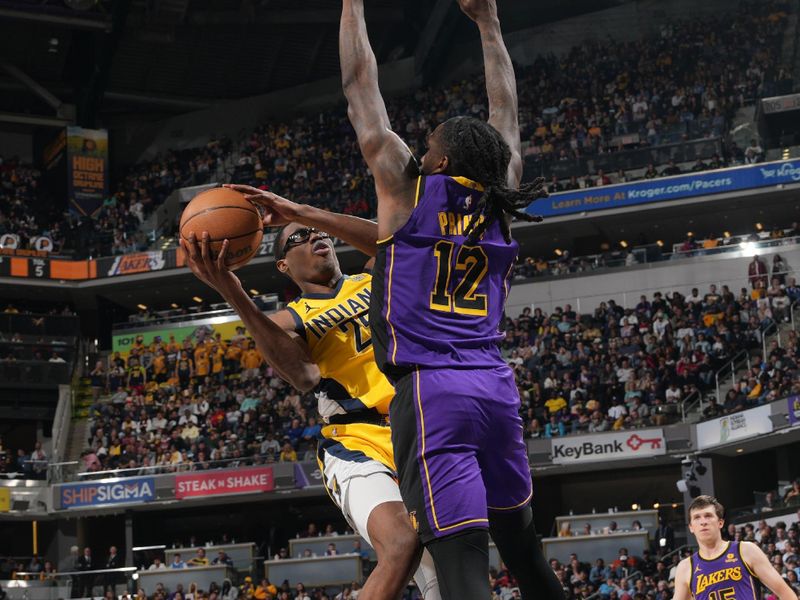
674 496 795 600
339 0 560 598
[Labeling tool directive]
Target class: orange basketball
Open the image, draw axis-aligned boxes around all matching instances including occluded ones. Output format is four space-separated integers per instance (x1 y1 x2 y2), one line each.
179 187 263 271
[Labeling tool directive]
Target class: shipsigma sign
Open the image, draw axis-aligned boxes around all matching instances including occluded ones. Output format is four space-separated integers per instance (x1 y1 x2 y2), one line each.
551 430 666 464
60 477 156 508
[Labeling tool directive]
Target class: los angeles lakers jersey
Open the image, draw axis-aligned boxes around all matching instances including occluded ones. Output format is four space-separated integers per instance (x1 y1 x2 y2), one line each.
689 542 761 600
286 273 396 470
371 175 518 377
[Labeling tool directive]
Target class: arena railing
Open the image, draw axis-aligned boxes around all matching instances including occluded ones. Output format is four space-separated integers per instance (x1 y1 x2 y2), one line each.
728 496 800 523
0 313 80 338
47 454 280 484
5 566 137 600
523 136 723 181
713 350 751 410
0 361 72 387
679 389 701 422
0 459 50 481
114 296 280 331
527 268 793 318
517 235 799 287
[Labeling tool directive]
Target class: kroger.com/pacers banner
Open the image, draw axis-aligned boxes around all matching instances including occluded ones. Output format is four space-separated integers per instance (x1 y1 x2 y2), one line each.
67 126 109 217
526 159 800 218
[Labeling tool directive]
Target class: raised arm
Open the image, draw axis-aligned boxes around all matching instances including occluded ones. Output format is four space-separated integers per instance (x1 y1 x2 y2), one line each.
340 0 418 238
224 185 378 257
458 0 522 187
180 234 321 392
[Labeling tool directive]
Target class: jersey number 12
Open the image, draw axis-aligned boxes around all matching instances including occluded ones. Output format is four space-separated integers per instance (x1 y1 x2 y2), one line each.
429 240 488 316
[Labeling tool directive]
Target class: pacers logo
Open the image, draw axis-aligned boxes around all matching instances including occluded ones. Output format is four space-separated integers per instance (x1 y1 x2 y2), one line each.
409 511 419 532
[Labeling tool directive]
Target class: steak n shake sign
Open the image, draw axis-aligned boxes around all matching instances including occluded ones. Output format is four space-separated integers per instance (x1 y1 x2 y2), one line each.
175 466 274 499
551 429 666 464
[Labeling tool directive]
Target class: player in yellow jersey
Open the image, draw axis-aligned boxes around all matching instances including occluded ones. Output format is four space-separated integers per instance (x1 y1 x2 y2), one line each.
181 188 440 600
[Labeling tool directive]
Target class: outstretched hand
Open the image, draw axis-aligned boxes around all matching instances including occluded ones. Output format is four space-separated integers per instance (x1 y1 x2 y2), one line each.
180 232 241 298
524 176 547 222
456 0 498 23
223 184 301 228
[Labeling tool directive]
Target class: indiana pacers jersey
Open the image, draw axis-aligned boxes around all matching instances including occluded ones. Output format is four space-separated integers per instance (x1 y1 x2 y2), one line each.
371 174 518 377
689 542 761 600
286 273 396 470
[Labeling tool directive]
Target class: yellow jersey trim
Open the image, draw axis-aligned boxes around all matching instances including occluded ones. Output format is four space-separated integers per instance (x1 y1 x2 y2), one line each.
376 175 424 246
387 245 399 365
413 174 423 208
450 176 485 192
502 257 515 301
738 542 758 578
698 542 731 562
415 368 489 533
487 488 533 512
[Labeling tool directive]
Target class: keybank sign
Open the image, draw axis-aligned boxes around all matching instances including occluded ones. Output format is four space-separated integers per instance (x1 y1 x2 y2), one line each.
551 429 666 464
59 477 156 508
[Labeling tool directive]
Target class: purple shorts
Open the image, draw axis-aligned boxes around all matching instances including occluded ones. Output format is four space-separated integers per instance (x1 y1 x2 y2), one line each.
389 366 533 544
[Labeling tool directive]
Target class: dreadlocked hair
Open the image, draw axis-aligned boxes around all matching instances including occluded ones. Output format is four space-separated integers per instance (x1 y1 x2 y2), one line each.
438 116 546 244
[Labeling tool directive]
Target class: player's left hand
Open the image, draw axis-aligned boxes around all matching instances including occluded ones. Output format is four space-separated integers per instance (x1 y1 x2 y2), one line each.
180 232 241 298
223 184 300 228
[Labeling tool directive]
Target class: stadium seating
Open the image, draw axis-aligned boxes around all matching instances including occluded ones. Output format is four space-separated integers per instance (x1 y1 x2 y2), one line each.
0 306 79 479
505 279 793 437
0 1 791 257
78 261 797 479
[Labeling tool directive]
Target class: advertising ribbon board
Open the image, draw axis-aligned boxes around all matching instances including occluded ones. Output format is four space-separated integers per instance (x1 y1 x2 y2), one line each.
59 477 156 509
551 429 666 464
175 466 274 499
112 316 247 354
527 159 800 218
695 404 773 450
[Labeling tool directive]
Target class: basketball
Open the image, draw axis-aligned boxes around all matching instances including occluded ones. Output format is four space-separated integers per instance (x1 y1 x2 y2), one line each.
179 187 264 270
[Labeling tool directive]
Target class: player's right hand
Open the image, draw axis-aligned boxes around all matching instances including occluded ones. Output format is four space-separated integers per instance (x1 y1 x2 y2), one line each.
456 0 498 23
180 232 241 299
223 184 300 227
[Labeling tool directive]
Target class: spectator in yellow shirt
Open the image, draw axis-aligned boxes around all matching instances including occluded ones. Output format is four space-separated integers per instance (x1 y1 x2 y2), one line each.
152 350 167 383
279 442 297 463
210 345 225 381
225 341 243 375
240 342 262 380
545 395 568 415
702 234 719 249
188 548 209 567
195 352 210 378
167 336 181 354
254 579 277 600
